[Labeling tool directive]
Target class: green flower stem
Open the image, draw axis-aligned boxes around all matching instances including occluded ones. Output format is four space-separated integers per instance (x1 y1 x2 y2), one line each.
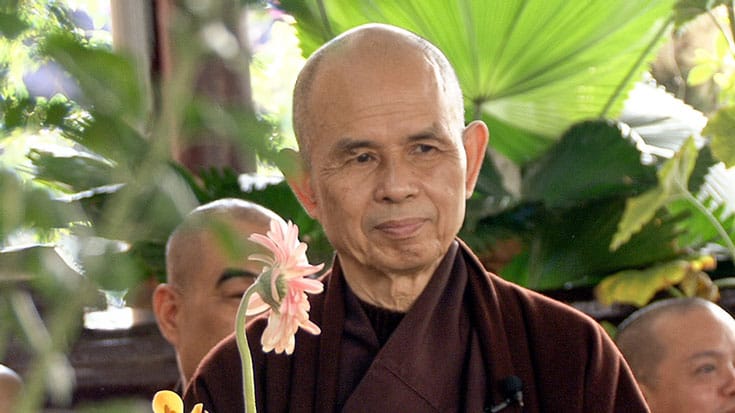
236 287 258 413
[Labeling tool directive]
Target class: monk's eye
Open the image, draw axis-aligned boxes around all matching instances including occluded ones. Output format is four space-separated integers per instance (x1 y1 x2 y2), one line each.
694 363 717 375
355 153 374 163
417 144 436 153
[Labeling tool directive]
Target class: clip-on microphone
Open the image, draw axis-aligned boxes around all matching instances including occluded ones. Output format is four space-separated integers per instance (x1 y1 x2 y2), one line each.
487 375 524 413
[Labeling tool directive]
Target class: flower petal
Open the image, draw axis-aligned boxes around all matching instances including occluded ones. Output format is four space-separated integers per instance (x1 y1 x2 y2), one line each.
190 403 206 413
245 292 271 316
152 390 183 413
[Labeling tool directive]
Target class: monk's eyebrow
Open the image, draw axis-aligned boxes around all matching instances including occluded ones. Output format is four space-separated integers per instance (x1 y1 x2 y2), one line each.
332 126 442 154
688 350 723 360
406 130 441 143
216 268 258 287
333 138 379 154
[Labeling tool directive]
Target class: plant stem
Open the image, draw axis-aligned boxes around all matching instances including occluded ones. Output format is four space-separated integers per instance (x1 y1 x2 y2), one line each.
666 286 685 297
682 191 735 260
316 0 334 39
236 288 258 413
714 277 735 289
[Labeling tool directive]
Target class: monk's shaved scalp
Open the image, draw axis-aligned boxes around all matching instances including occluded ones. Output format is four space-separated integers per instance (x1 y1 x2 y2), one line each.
166 198 279 289
292 23 465 169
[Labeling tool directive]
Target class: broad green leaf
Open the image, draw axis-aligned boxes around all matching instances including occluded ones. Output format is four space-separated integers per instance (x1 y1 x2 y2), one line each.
595 260 689 307
519 199 682 291
282 0 676 164
522 120 658 208
611 137 699 249
704 106 735 167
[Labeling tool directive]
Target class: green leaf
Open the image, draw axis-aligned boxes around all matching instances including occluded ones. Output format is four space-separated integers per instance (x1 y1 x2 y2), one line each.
687 62 716 86
62 113 149 168
522 120 658 208
595 260 689 307
40 33 145 120
44 95 72 128
283 0 677 164
0 169 85 237
519 198 682 291
81 246 147 292
704 106 735 167
611 136 699 249
0 245 82 284
28 150 115 192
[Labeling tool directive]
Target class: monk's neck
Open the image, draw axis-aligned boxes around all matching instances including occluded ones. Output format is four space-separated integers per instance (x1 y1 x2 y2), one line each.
340 260 440 312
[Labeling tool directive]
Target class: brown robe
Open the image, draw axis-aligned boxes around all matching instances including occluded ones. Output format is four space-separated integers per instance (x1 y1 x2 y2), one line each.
184 240 649 412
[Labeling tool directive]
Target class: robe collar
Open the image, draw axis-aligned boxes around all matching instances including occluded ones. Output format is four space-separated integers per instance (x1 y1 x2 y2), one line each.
311 240 522 412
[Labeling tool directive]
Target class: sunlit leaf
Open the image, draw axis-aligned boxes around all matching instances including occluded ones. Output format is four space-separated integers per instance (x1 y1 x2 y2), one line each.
611 137 699 249
704 106 735 167
688 62 716 86
595 260 689 306
679 269 719 300
282 0 677 164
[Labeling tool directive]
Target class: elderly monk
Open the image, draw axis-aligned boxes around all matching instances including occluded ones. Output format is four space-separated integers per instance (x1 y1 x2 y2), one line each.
153 198 280 389
184 23 648 412
616 297 735 413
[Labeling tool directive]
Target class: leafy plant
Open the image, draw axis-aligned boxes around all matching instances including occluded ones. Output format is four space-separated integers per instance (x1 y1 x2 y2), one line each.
1 1 309 410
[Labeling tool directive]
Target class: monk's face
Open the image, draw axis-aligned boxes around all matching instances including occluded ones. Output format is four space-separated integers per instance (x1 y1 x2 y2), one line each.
173 219 267 382
642 306 735 413
295 39 486 279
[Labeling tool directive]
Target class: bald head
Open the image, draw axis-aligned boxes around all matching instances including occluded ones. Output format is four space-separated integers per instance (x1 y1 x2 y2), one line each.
292 23 465 167
616 298 733 386
166 198 279 288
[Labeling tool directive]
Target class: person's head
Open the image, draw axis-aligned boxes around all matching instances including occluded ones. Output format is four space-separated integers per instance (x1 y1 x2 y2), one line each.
287 23 488 281
616 297 735 413
153 198 279 386
0 364 22 413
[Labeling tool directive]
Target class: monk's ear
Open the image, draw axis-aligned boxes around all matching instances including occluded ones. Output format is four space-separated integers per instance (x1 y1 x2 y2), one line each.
277 148 319 219
462 120 489 197
152 283 180 346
